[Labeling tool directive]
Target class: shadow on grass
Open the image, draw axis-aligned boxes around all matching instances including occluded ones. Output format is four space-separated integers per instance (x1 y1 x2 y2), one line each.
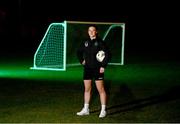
90 82 180 116
106 85 180 115
90 82 135 113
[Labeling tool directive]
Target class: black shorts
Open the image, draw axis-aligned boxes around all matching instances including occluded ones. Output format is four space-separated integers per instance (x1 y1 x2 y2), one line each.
83 67 104 80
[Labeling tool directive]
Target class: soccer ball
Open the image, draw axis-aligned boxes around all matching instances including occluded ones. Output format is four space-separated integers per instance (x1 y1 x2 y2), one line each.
96 50 105 62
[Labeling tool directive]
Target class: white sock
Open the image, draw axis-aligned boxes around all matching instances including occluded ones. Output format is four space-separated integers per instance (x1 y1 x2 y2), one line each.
84 103 89 110
101 105 106 111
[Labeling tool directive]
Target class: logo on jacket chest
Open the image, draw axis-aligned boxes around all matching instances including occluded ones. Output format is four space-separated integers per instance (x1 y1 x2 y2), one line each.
94 41 98 46
84 41 88 47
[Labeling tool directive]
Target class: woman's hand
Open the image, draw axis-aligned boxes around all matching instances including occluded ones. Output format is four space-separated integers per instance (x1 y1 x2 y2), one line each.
100 67 105 73
82 60 85 65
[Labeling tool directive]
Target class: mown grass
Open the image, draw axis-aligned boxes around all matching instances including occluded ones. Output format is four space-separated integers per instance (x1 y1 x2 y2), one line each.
0 58 180 123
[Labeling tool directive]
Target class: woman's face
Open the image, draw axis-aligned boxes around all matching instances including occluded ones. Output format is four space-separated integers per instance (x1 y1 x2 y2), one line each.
88 26 97 39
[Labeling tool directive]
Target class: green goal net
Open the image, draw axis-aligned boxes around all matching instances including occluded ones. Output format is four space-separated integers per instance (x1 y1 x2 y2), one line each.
31 21 125 71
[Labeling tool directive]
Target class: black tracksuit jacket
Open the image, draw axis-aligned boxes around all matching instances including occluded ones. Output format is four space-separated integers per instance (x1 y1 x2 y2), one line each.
77 37 111 69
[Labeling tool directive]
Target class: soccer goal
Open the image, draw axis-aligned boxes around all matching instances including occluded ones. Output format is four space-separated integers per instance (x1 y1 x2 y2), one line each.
31 20 125 71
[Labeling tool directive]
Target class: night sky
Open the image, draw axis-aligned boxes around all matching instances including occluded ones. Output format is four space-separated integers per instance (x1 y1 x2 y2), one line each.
0 0 179 61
